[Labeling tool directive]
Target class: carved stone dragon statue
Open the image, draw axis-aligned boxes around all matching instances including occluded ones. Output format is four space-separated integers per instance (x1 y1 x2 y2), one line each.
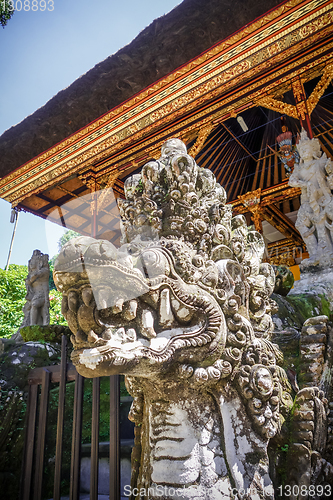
54 139 331 499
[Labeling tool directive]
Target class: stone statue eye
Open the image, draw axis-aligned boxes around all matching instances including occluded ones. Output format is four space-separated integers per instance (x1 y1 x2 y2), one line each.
142 250 158 266
135 249 170 279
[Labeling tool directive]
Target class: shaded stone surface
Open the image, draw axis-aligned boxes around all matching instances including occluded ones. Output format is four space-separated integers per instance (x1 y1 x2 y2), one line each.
0 340 61 391
272 265 294 297
0 0 281 178
289 266 333 308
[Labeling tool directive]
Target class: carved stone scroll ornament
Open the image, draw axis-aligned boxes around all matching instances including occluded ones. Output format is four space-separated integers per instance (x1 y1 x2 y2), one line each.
54 139 328 499
289 129 333 267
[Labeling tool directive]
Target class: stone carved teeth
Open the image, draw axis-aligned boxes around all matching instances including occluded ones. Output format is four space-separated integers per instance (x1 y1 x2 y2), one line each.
87 330 103 345
68 291 79 312
112 298 124 314
98 289 110 310
75 329 88 343
113 327 126 342
141 309 156 339
171 295 194 322
61 295 68 317
102 329 113 340
126 328 137 341
123 300 138 321
82 286 95 307
113 327 137 343
159 288 175 327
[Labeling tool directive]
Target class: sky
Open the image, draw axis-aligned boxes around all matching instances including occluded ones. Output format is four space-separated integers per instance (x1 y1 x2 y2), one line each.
0 0 181 268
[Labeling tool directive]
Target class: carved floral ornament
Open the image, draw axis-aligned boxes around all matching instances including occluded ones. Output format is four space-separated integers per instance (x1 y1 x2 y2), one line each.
54 139 330 498
255 62 333 123
238 188 261 208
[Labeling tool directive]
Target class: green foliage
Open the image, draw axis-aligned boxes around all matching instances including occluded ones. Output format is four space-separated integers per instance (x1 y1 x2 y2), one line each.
49 262 56 290
58 229 81 251
0 388 26 499
0 0 14 28
0 265 28 338
49 289 67 325
136 178 144 194
318 293 332 319
49 229 81 268
20 324 71 343
81 378 111 443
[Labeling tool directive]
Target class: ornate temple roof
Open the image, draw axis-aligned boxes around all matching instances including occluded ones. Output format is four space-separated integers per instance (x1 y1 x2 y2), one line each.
0 0 333 266
0 0 282 178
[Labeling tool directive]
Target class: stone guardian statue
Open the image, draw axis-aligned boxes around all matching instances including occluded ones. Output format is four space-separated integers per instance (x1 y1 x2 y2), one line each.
22 250 50 326
289 129 333 267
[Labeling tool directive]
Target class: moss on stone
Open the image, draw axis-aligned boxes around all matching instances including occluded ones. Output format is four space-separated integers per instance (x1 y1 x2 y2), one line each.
20 324 71 344
318 293 332 318
273 291 333 330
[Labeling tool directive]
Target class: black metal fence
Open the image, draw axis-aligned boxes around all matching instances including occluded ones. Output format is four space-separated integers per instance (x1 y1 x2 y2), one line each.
20 336 121 500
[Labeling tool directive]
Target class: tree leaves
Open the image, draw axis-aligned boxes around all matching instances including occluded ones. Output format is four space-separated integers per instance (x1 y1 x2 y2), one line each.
0 1 14 28
0 265 28 338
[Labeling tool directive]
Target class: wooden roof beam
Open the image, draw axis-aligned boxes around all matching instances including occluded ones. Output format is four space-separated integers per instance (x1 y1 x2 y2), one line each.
262 205 303 245
231 183 300 212
220 123 257 161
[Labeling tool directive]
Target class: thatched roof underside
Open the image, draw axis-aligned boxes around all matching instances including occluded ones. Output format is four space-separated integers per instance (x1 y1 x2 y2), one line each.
0 0 282 178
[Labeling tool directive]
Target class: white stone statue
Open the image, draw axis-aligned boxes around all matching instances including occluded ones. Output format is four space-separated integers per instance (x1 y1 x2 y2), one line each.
54 139 330 498
289 129 333 266
22 250 50 326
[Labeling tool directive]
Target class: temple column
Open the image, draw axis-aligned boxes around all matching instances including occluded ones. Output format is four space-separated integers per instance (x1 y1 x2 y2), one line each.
79 173 100 238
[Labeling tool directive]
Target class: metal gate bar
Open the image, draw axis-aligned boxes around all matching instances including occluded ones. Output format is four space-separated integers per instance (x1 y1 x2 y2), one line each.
34 368 51 500
110 375 120 500
70 371 84 500
90 377 100 500
20 351 121 500
53 335 68 500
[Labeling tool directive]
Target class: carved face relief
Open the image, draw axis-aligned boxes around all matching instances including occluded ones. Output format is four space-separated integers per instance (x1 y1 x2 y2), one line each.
296 132 321 162
252 366 274 398
237 363 281 439
54 237 227 378
54 139 285 388
160 138 187 159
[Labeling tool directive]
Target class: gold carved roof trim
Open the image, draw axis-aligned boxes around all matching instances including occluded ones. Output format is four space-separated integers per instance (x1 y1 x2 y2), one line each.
1 0 332 206
8 41 333 208
307 62 333 114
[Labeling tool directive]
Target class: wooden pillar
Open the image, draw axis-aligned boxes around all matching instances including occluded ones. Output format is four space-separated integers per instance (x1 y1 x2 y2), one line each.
86 178 98 239
80 174 99 238
292 77 313 139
